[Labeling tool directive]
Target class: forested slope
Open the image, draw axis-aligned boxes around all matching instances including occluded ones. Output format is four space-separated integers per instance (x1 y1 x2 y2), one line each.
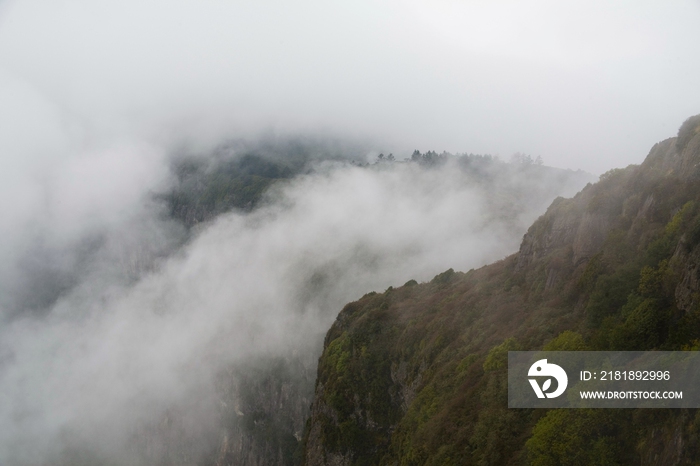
302 115 700 466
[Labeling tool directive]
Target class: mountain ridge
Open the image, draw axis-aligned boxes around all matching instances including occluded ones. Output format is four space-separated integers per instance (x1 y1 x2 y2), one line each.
301 114 700 465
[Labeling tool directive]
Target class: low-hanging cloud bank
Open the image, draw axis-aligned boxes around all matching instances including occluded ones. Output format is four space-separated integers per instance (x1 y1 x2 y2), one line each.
0 149 593 464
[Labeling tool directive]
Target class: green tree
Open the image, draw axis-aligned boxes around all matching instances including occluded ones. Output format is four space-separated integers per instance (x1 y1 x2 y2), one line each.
527 410 627 466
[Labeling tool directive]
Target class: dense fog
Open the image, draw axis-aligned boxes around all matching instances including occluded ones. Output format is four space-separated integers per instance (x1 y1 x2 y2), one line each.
0 145 592 463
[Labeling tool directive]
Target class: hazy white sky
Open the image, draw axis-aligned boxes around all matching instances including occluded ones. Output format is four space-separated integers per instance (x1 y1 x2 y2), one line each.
1 0 699 174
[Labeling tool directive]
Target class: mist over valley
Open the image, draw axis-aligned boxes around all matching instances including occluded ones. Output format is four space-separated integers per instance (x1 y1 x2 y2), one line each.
0 138 593 464
1 0 699 464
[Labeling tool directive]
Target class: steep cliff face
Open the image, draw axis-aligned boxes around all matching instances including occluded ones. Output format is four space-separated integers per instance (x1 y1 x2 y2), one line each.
302 115 700 465
213 357 316 466
127 356 315 466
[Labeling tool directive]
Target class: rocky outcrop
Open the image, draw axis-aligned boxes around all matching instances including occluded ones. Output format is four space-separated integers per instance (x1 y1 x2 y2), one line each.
213 356 316 466
515 188 616 272
516 184 615 291
677 115 700 177
641 116 700 178
302 383 352 466
390 359 425 412
673 237 700 315
640 138 680 174
637 411 700 466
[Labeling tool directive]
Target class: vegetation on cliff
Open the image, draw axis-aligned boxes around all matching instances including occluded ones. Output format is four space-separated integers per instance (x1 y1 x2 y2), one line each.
303 115 700 465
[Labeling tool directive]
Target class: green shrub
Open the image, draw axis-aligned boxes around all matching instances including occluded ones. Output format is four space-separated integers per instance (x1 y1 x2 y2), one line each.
483 338 519 371
543 331 588 351
527 410 630 466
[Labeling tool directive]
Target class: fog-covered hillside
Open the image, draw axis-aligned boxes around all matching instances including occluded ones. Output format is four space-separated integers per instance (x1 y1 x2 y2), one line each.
0 137 592 465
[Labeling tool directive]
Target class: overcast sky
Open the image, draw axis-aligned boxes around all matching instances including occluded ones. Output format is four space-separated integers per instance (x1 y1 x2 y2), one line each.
1 0 699 174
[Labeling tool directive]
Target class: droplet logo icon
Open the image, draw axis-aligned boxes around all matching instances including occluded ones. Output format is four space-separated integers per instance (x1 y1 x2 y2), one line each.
528 359 568 399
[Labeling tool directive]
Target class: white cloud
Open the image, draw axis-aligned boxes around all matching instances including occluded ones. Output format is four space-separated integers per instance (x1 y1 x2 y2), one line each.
0 159 591 463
